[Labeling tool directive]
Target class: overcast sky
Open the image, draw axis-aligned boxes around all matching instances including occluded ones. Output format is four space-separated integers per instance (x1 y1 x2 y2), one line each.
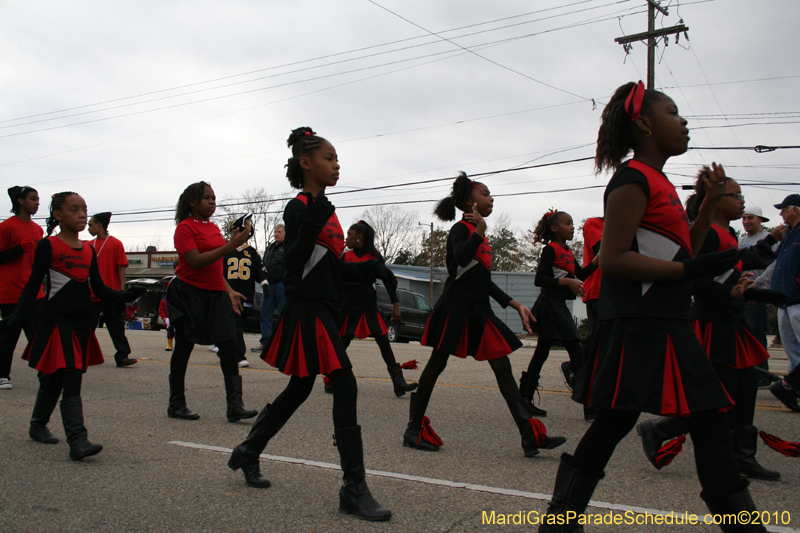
2 0 798 252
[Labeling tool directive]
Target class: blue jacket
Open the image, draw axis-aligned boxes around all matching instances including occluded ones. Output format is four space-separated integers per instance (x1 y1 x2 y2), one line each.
771 224 800 306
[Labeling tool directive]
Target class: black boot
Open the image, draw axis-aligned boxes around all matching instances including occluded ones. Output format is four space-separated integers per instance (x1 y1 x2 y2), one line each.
403 392 441 451
228 404 284 488
335 426 392 521
519 371 547 417
732 425 780 481
60 396 102 461
224 375 258 422
509 398 566 457
29 389 60 444
583 405 599 422
538 453 604 533
702 481 766 532
387 363 417 397
636 416 688 470
168 374 199 420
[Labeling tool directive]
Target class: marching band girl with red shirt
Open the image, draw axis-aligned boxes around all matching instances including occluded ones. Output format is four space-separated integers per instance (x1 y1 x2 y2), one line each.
402 172 566 459
165 182 257 423
228 127 392 522
2 192 143 461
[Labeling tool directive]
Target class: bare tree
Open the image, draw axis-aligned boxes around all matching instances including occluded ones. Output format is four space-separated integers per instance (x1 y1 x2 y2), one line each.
356 205 419 263
215 188 288 253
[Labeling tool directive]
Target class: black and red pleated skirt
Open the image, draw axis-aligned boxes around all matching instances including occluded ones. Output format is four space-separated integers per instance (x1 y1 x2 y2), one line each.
420 294 521 360
572 317 733 417
692 318 769 369
22 314 104 374
339 301 388 339
530 291 580 341
262 298 351 377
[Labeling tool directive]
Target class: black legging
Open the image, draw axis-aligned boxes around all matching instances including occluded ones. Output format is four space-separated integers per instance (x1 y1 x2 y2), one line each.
42 369 83 398
526 337 584 379
713 363 758 429
572 408 743 496
415 349 522 408
341 333 397 367
268 368 358 429
170 318 238 378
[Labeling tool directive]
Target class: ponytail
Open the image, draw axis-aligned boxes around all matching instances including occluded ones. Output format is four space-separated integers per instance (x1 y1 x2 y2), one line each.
46 191 77 237
286 127 325 189
532 208 565 244
350 220 382 260
433 172 481 221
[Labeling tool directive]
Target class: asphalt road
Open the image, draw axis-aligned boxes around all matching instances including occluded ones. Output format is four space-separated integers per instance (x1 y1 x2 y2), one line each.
1 330 799 533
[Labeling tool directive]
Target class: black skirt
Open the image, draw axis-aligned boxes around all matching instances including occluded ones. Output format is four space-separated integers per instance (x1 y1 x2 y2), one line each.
572 317 733 417
339 300 388 339
166 278 236 346
263 299 351 377
693 318 770 370
421 294 521 361
530 292 579 341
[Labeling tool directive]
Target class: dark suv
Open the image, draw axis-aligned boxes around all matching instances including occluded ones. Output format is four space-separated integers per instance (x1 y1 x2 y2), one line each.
376 285 433 343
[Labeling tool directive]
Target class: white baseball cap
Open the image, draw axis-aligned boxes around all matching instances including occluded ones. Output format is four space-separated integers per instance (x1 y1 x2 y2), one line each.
742 206 770 223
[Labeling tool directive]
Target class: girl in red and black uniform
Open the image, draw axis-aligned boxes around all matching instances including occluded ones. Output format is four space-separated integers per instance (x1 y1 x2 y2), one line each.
228 127 391 522
338 220 416 397
403 172 566 458
638 175 787 482
3 192 143 460
537 82 764 533
520 209 597 418
166 182 257 423
0 186 43 390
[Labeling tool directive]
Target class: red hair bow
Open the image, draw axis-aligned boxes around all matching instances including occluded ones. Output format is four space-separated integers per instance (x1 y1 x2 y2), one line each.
625 80 645 121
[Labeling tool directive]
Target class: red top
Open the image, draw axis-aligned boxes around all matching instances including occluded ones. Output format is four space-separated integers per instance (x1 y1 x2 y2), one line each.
458 220 492 270
174 218 226 291
582 217 603 302
549 242 575 276
49 237 92 282
88 235 128 300
342 249 379 263
710 224 743 273
294 194 345 256
0 216 45 303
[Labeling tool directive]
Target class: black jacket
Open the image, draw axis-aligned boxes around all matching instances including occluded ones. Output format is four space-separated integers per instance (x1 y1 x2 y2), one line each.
263 240 285 285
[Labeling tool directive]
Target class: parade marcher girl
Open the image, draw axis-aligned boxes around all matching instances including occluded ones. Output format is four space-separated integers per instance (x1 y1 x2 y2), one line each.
338 220 417 397
520 209 597 419
0 186 43 390
228 127 392 522
166 182 257 423
538 82 765 532
403 172 566 458
1 192 143 460
637 175 788 481
87 211 137 368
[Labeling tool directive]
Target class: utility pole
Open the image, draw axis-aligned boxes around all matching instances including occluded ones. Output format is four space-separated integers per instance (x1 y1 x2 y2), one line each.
419 221 434 304
614 0 688 89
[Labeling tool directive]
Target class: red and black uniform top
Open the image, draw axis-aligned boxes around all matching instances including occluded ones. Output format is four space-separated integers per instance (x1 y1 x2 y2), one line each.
441 218 512 307
174 217 227 291
224 244 267 308
536 242 597 301
16 237 122 328
0 216 45 303
341 248 399 305
598 160 694 320
582 217 604 303
283 193 372 306
692 225 744 321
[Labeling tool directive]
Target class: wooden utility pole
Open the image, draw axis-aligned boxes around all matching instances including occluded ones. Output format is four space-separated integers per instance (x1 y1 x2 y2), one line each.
419 221 434 304
614 0 688 89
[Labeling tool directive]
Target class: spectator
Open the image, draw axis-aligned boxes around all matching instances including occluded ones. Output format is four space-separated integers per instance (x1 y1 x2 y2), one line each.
253 224 285 352
770 194 800 372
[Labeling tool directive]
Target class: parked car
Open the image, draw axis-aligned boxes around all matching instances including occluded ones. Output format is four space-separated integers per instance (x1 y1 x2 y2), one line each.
376 284 433 343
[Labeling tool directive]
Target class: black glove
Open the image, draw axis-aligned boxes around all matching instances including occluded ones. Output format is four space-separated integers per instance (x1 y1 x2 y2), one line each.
743 288 787 307
681 248 744 280
0 313 24 332
119 284 146 303
305 193 335 226
260 281 270 299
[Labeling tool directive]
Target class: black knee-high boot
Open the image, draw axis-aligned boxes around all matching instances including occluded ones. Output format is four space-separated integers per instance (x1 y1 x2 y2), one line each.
732 425 780 481
386 363 417 397
403 392 441 451
538 453 604 533
335 425 391 521
29 389 60 444
228 404 284 488
60 396 102 461
168 374 199 420
636 416 688 469
519 371 547 417
509 398 566 457
701 479 766 533
224 375 258 422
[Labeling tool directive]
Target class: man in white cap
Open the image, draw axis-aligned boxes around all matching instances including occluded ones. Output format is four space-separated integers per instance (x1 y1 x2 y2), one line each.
739 207 776 351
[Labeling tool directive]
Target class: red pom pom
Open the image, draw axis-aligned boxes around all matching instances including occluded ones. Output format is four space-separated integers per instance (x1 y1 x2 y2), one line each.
655 435 686 468
401 359 418 370
419 416 443 447
760 430 800 457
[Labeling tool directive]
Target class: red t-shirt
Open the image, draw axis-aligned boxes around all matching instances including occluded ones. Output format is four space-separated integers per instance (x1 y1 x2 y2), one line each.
89 235 128 301
174 218 226 291
0 216 45 303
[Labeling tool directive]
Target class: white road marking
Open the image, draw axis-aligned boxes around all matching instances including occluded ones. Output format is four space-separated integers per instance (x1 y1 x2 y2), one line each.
169 440 798 532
